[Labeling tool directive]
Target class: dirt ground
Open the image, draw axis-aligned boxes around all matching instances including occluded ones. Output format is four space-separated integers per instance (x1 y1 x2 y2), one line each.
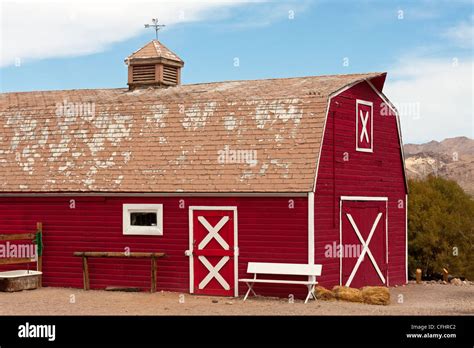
0 283 472 315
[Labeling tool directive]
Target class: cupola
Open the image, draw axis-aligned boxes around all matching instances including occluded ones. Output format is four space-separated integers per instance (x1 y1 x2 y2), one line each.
124 40 184 89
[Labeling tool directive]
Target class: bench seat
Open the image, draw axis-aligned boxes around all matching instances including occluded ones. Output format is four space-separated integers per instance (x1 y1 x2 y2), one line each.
238 279 317 285
239 262 322 304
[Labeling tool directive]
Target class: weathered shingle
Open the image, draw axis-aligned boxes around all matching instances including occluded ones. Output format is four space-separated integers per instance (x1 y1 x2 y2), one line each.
0 72 385 193
126 40 183 63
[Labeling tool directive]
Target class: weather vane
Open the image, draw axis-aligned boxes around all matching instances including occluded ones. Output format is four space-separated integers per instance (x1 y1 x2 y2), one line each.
144 18 166 40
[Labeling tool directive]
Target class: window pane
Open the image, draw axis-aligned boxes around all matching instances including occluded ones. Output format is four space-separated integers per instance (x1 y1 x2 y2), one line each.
130 212 157 226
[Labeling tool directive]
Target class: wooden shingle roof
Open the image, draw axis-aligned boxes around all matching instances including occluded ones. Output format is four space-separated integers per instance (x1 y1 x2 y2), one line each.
0 72 385 193
126 40 183 63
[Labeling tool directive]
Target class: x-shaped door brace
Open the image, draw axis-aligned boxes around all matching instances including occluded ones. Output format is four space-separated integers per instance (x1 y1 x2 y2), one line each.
198 216 230 250
198 256 230 290
345 212 385 287
196 215 231 290
360 110 370 143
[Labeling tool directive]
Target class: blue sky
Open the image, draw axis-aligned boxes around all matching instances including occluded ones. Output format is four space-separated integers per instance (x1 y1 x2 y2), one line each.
0 0 472 143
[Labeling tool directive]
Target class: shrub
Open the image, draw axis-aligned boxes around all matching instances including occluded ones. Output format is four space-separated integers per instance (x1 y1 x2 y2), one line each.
408 176 474 279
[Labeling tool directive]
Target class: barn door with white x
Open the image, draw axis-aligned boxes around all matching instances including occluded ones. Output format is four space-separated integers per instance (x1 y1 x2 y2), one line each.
345 212 386 287
189 208 237 297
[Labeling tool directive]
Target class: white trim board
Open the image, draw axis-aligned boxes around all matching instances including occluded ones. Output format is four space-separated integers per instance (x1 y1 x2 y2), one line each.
340 196 388 201
188 206 239 297
188 206 238 211
308 192 315 282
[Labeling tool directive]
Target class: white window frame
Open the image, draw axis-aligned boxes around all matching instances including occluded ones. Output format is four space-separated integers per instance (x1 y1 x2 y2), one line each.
122 204 163 236
356 99 374 153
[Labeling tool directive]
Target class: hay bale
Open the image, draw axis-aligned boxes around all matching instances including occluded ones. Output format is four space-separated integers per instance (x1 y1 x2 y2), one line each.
450 278 463 286
332 286 364 303
315 286 336 301
361 286 390 305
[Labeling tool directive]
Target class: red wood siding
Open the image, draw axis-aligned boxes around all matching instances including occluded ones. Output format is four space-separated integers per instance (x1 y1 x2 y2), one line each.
0 196 309 298
314 81 407 287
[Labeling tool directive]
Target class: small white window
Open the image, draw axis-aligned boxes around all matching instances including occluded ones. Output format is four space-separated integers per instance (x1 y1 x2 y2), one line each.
123 204 163 235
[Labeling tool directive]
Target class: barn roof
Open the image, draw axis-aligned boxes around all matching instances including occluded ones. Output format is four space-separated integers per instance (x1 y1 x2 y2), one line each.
0 72 386 193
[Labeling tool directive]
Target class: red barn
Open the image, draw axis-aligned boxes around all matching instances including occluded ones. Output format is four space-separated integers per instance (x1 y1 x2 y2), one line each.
0 40 407 298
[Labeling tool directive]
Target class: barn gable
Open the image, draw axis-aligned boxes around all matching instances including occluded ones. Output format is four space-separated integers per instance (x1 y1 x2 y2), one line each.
0 73 387 193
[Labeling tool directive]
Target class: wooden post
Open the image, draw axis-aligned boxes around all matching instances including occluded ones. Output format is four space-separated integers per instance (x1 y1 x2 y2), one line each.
82 256 90 290
36 222 43 287
443 268 449 282
151 255 157 293
416 268 422 284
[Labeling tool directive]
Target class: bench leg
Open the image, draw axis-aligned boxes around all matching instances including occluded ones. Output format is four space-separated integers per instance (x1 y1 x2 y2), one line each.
243 282 256 301
304 284 316 304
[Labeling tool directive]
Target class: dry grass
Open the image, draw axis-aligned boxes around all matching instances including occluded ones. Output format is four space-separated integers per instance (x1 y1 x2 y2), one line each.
361 286 390 305
332 286 364 303
315 286 336 301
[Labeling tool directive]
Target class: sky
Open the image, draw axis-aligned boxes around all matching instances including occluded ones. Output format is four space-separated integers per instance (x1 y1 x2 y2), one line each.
0 0 472 144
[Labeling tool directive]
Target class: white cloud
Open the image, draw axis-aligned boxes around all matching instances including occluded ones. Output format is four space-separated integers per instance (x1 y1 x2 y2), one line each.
442 16 474 48
384 57 473 143
0 0 248 67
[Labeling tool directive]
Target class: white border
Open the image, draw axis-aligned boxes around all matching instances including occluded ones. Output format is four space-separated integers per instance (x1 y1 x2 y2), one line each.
308 192 315 282
339 196 388 286
188 206 239 297
340 196 387 201
122 204 163 235
355 99 374 153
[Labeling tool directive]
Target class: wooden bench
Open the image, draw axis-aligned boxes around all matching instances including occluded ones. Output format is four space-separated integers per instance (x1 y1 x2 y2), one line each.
239 262 322 303
73 251 166 293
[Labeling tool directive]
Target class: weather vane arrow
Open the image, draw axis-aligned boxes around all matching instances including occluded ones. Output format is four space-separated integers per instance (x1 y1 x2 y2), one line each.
144 18 166 40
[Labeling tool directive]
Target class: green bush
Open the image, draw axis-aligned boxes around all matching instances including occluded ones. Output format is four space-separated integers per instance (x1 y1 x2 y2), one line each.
408 176 474 280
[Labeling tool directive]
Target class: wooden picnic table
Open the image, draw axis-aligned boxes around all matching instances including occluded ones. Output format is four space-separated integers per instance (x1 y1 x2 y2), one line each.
73 251 166 293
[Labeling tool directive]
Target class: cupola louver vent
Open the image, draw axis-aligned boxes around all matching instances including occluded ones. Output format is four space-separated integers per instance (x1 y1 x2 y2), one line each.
162 65 178 85
132 65 156 83
125 40 184 90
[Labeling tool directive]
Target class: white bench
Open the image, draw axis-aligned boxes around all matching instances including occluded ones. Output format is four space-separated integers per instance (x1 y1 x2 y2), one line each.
239 262 322 304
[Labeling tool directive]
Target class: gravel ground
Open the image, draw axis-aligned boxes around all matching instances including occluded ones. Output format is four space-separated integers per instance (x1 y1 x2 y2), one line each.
0 283 472 315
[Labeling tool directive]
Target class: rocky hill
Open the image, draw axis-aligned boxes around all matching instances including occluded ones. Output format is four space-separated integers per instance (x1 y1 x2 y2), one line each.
404 137 473 195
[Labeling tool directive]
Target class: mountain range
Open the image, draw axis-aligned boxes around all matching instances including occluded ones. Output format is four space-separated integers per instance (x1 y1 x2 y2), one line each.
403 136 473 196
